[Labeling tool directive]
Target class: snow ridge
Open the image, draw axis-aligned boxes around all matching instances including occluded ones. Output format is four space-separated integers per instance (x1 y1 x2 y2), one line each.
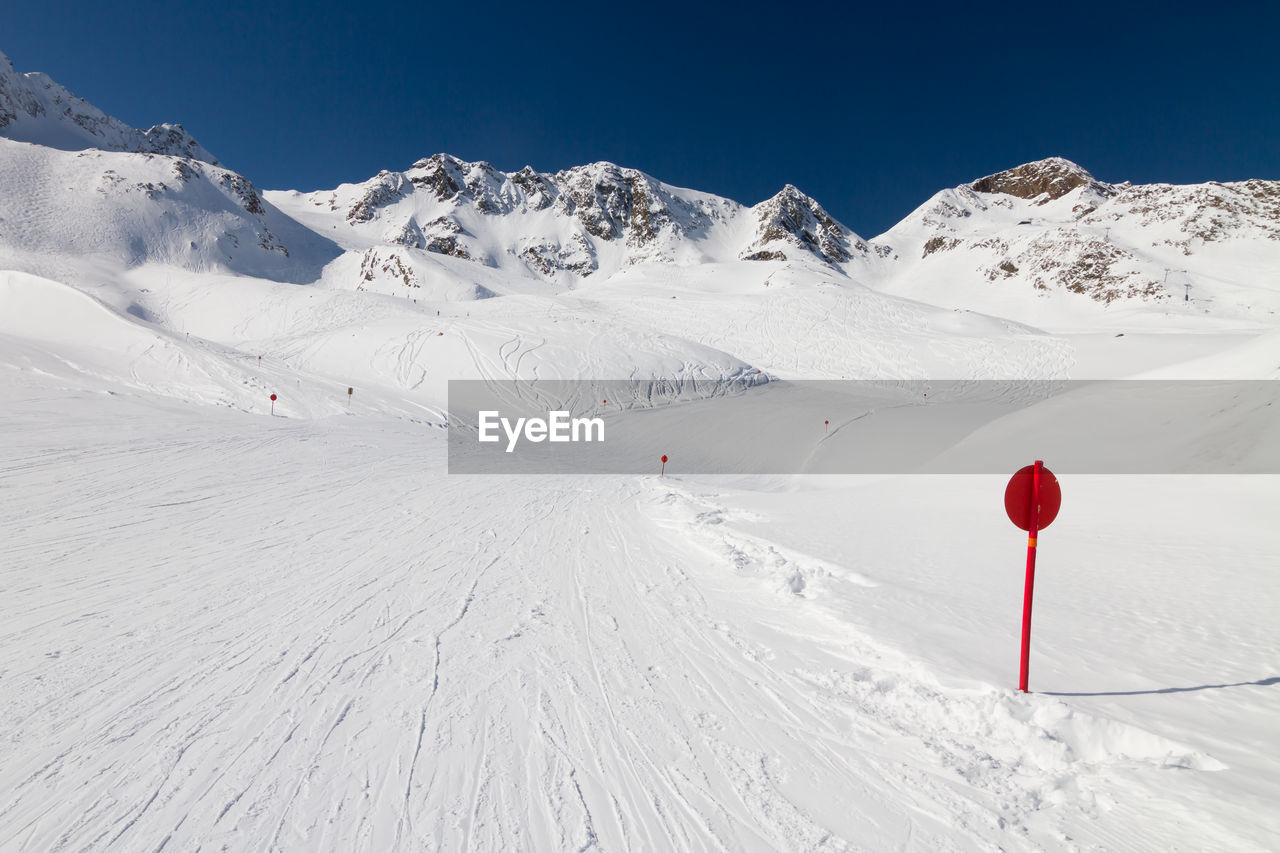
0 49 217 163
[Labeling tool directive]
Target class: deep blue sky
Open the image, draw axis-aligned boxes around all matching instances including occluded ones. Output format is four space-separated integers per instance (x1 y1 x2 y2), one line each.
6 1 1278 236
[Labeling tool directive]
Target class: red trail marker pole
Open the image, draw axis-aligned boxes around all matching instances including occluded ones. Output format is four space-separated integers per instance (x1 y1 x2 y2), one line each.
660 454 667 476
1018 461 1042 693
1004 460 1061 694
270 393 277 415
824 419 829 434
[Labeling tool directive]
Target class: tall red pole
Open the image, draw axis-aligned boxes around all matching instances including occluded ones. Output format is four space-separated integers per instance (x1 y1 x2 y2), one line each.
1018 460 1043 692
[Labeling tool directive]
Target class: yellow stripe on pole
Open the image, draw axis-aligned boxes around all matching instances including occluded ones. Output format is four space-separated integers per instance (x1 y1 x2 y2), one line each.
1028 537 1037 548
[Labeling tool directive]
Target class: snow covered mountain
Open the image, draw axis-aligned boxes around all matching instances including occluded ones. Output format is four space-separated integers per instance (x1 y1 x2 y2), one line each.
1 48 1276 326
0 49 217 163
0 48 1275 406
266 154 874 294
269 151 1280 324
872 157 1280 323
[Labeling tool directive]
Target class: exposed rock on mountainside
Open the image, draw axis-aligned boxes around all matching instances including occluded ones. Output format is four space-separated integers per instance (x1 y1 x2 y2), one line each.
314 154 740 273
386 217 425 249
1084 179 1280 245
218 171 268 218
742 185 862 265
556 164 635 240
998 232 1162 303
922 236 960 257
358 247 418 289
346 171 410 223
420 216 470 259
297 154 869 279
0 49 218 163
408 154 465 201
551 163 718 254
971 157 1112 203
876 157 1280 310
518 233 596 277
509 166 557 210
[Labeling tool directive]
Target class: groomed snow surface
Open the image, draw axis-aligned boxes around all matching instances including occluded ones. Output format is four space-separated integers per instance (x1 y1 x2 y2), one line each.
1 260 1277 852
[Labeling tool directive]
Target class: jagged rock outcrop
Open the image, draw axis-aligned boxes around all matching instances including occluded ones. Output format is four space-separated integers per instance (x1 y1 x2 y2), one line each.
345 171 410 223
971 157 1112 203
420 216 470 258
554 163 635 240
301 155 753 277
1083 179 1280 245
284 154 879 280
407 154 465 201
741 185 862 265
509 166 556 210
217 171 267 217
518 233 597 277
386 217 426 249
358 247 418 289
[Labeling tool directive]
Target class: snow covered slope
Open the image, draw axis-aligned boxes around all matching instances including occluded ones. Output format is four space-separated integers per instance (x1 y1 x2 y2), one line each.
2 375 1276 851
0 137 339 286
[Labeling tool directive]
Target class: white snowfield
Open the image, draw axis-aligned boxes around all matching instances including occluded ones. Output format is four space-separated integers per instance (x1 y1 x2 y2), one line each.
2 50 1279 852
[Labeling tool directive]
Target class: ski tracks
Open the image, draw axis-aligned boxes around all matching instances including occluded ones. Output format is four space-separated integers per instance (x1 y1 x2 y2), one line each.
0 415 1244 852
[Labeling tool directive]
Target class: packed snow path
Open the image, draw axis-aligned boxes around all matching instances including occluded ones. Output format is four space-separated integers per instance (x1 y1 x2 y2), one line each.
2 397 1275 852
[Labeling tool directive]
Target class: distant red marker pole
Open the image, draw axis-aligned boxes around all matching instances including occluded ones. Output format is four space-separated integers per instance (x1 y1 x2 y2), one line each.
1004 461 1062 693
660 454 668 476
270 392 277 415
824 419 829 434
1019 464 1041 694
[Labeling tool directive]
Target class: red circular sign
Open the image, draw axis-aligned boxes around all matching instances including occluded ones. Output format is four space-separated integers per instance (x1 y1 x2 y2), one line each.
1004 463 1061 531
661 455 668 463
270 393 277 401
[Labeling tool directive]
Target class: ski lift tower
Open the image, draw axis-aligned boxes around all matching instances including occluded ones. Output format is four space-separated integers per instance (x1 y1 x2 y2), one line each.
1164 268 1190 301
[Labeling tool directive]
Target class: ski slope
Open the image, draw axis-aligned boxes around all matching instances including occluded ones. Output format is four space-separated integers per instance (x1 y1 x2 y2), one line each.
2 258 1278 850
1 374 1276 851
2 53 1278 848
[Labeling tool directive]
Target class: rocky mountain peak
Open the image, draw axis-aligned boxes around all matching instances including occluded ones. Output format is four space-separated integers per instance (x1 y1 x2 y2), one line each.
742 184 862 265
406 153 465 201
971 157 1108 203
